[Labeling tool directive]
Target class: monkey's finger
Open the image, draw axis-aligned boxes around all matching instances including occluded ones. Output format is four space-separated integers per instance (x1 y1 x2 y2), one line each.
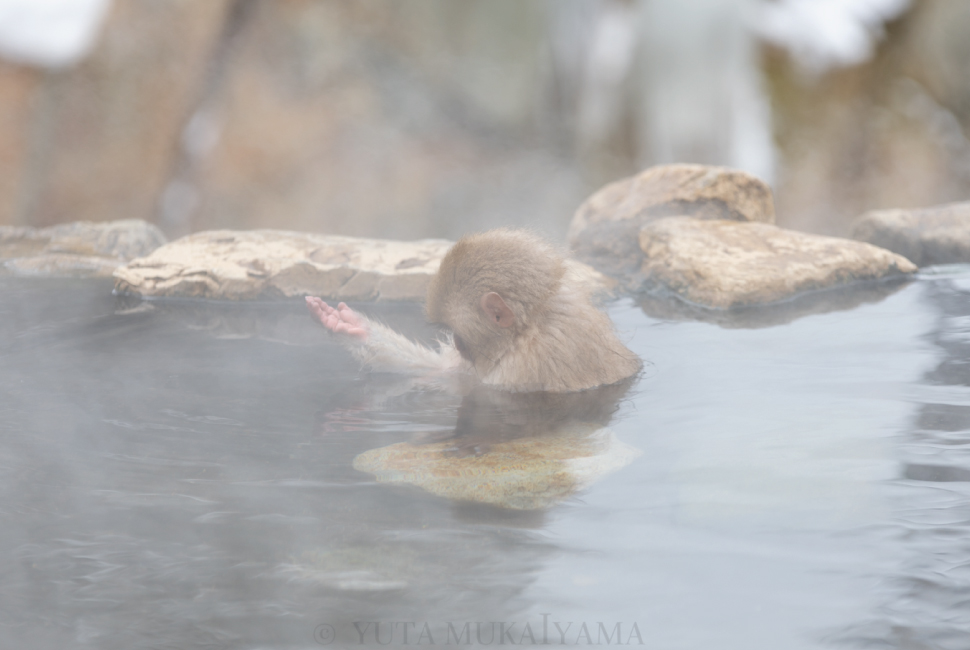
336 305 362 326
306 302 326 321
306 300 336 326
318 301 342 321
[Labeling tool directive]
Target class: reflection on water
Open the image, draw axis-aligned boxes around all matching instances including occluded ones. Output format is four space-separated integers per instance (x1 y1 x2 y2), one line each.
637 274 912 329
0 271 969 649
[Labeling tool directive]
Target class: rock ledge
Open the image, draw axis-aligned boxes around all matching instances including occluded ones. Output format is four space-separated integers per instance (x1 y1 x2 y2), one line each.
114 230 455 301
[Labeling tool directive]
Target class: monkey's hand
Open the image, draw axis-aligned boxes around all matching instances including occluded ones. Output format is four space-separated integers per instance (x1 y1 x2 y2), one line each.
307 296 462 377
306 297 368 341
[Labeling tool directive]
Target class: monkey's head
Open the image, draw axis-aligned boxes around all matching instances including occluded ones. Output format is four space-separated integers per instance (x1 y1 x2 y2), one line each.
426 229 565 367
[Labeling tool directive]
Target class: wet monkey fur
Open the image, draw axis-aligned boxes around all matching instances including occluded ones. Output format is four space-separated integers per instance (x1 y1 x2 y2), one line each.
306 229 641 392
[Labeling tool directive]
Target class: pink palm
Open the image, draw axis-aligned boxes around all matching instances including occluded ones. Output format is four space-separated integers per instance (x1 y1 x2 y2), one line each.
305 297 368 340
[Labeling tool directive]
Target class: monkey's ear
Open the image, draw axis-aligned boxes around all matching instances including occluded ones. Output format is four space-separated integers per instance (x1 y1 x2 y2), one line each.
480 292 515 328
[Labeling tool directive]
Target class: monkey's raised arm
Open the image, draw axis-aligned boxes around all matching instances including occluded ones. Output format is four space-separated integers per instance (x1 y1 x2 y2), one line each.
306 297 461 374
345 317 463 373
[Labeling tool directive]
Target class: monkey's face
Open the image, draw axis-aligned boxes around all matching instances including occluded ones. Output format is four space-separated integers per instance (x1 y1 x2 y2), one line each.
452 333 474 362
431 307 478 364
441 314 488 364
442 300 517 370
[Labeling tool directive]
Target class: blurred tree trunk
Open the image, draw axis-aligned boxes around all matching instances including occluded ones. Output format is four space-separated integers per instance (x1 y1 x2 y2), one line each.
0 0 231 228
767 0 970 235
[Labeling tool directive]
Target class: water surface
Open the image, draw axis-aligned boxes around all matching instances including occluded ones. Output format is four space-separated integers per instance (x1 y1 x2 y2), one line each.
1 271 969 649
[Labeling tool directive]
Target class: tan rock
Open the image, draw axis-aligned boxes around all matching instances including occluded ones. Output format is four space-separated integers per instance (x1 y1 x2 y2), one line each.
568 164 776 281
114 230 454 301
851 202 970 267
1 219 167 277
638 217 917 310
353 425 642 510
571 164 776 235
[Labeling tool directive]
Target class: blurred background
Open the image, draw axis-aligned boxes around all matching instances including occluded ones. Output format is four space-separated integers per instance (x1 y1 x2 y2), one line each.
0 0 968 242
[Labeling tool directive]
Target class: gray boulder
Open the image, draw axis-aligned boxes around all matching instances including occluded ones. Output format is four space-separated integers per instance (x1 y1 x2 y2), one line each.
852 202 970 267
1 220 167 277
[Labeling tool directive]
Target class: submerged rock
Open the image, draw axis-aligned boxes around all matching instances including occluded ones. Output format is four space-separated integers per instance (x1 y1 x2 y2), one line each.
852 202 970 267
353 425 641 510
638 217 917 310
568 164 775 281
0 220 167 277
114 229 614 302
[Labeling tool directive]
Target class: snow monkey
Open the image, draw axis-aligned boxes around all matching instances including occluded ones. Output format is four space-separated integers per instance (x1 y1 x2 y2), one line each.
306 228 641 393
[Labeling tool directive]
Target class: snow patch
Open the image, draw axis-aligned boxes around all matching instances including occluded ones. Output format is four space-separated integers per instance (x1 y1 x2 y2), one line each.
756 0 910 73
0 0 111 69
